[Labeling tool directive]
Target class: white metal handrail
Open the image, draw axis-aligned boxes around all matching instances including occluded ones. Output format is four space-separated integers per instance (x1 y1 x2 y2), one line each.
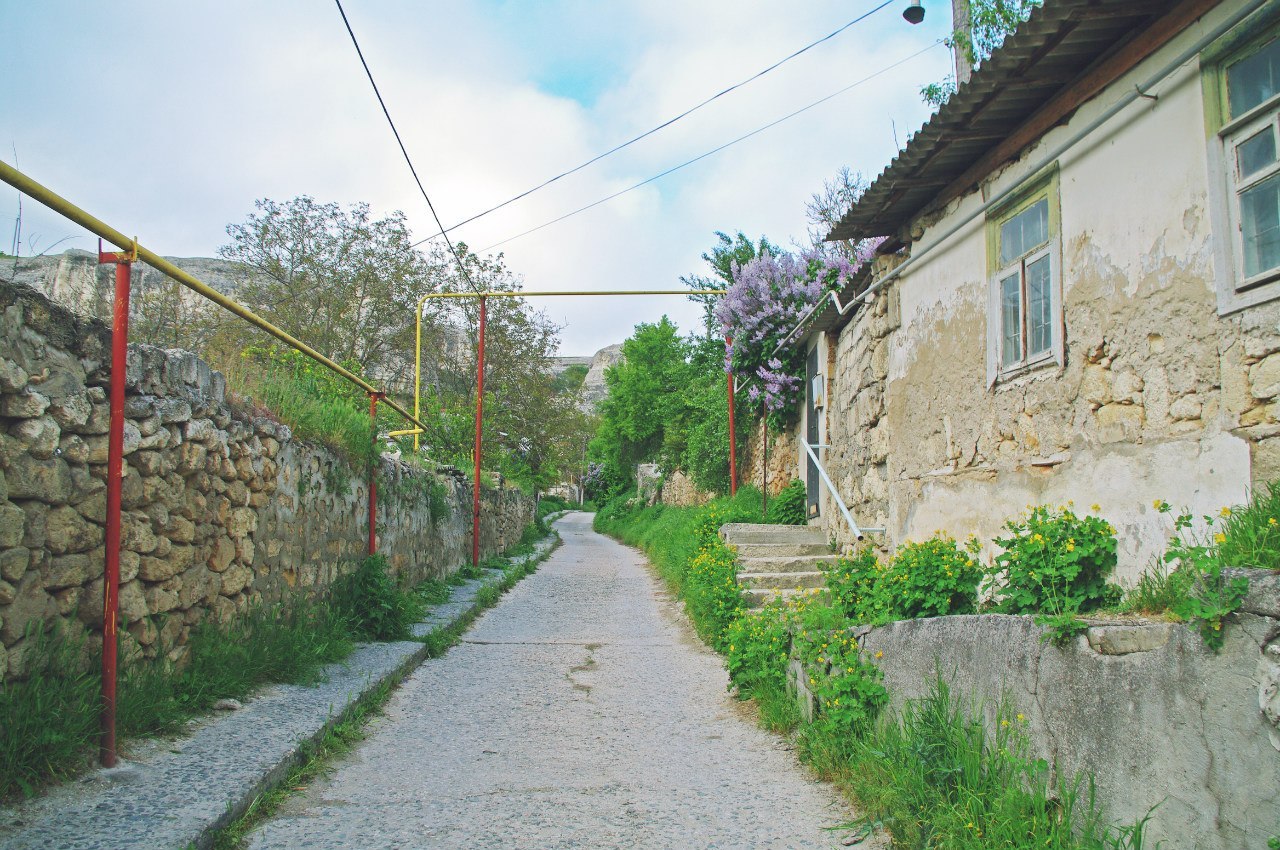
803 441 884 541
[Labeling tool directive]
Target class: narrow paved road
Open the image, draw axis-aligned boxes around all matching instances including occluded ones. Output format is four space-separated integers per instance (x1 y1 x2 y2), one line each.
247 512 849 849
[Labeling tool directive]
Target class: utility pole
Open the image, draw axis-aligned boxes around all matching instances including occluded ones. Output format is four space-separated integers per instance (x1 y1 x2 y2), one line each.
953 0 973 86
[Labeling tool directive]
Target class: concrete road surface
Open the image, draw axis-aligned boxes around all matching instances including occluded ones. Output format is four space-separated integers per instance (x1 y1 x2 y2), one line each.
246 512 850 849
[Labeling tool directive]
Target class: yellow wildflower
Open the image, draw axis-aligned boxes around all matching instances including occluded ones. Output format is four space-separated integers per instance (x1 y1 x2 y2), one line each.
1270 518 1278 527
1153 499 1166 511
1016 713 1025 722
1066 543 1075 552
1221 506 1232 517
874 650 883 659
1091 503 1101 512
1214 532 1226 544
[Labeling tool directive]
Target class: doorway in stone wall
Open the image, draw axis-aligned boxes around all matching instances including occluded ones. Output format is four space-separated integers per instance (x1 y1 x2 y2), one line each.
805 344 820 519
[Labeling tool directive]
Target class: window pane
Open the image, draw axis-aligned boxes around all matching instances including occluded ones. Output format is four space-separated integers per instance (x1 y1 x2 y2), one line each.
1228 38 1280 119
999 198 1050 265
1026 255 1052 357
1241 172 1280 277
1237 127 1277 178
1000 273 1022 367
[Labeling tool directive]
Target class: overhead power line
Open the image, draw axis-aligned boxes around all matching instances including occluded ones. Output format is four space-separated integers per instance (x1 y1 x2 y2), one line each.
476 40 945 255
410 0 895 248
333 0 479 289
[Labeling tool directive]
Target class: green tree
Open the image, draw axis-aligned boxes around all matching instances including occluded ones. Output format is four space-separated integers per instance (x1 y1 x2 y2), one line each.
218 196 437 373
921 0 1042 107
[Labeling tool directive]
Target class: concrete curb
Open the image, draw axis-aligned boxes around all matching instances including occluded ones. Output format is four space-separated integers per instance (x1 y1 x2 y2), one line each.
0 533 560 850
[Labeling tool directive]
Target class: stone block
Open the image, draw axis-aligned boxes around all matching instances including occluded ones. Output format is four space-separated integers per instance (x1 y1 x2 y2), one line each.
4 454 73 504
177 565 219 608
1169 395 1202 422
59 434 89 464
117 579 148 624
45 505 102 554
0 358 29 393
10 416 60 460
122 511 159 554
0 502 24 548
156 398 192 424
1223 568 1280 617
207 535 235 572
1250 351 1280 399
1080 364 1113 407
1112 370 1144 405
45 552 94 590
145 584 181 615
0 572 55 644
0 389 49 418
1095 403 1144 443
227 507 257 538
52 586 81 616
0 546 29 582
0 578 14 605
220 563 253 596
1085 624 1173 655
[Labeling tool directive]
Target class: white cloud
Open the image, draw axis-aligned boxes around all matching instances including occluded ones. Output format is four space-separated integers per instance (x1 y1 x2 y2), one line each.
1 0 953 354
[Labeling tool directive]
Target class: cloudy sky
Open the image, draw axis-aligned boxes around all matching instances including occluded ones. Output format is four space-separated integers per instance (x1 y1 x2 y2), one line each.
2 0 951 355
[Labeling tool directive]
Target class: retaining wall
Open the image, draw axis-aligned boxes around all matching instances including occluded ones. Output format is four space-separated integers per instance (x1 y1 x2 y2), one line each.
791 576 1280 849
0 279 532 680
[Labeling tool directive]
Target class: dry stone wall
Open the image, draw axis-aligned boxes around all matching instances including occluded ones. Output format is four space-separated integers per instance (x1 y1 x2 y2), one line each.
0 280 531 681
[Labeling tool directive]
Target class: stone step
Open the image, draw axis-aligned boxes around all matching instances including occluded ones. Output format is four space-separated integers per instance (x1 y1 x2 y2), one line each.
739 555 840 573
719 522 827 546
742 587 828 609
736 570 826 590
733 542 833 559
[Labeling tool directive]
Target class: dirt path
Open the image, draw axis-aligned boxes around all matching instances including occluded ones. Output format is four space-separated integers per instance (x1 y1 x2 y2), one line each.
246 512 849 849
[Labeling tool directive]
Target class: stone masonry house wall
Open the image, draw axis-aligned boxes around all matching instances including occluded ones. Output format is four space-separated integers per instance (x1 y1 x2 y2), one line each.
0 279 531 681
778 0 1280 580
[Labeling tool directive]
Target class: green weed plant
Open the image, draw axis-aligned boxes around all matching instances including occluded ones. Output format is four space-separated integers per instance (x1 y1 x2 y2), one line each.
765 479 808 525
990 504 1119 616
827 534 982 625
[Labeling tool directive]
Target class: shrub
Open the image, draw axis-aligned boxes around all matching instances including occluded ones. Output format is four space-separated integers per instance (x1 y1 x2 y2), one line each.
990 505 1119 616
827 535 982 625
1149 501 1249 651
330 554 424 641
685 537 745 650
724 602 793 698
792 612 888 738
880 534 983 621
766 479 807 525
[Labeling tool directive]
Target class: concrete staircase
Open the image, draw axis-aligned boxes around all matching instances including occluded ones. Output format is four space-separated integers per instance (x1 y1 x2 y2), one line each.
719 523 836 608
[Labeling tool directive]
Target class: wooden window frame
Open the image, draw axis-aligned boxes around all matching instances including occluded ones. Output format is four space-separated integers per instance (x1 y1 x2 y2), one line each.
1203 14 1280 313
985 178 1065 388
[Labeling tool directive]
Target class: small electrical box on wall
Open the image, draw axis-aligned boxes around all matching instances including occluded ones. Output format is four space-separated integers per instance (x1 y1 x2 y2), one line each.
810 374 825 409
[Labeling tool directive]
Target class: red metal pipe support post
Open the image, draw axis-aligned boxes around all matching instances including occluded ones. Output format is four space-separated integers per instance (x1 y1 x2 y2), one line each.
368 392 384 556
472 296 487 569
97 240 133 767
725 336 738 496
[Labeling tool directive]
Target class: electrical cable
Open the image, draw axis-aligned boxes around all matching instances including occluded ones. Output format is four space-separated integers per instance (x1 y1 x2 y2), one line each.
410 0 895 247
476 40 944 255
333 0 479 288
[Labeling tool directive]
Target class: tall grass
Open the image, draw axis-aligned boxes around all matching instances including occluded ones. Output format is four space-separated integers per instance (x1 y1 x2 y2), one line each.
0 626 99 797
817 677 1152 850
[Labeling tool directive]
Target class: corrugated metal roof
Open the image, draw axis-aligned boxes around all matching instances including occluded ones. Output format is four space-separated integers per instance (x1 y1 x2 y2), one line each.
827 0 1180 244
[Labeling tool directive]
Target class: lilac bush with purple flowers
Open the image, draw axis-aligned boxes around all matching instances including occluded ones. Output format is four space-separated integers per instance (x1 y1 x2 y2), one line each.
716 242 880 421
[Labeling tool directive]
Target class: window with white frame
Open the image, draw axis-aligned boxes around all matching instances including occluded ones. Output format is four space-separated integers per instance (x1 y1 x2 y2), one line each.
1221 36 1280 292
987 187 1063 385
